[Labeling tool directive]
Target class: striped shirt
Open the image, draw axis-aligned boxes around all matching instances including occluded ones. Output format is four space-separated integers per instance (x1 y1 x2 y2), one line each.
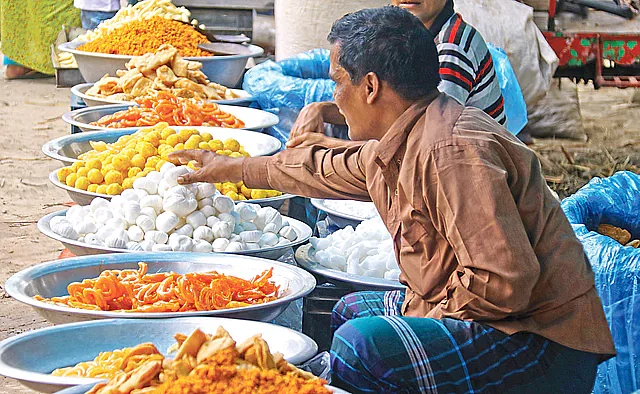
431 2 507 126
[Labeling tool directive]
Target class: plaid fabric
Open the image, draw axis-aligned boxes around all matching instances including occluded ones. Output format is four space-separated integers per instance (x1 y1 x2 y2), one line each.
330 291 599 394
331 290 405 333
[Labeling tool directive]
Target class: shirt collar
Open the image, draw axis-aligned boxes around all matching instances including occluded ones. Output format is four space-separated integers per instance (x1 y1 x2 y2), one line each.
374 91 440 167
429 0 455 36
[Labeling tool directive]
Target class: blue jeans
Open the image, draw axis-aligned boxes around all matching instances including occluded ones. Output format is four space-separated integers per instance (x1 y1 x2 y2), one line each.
80 10 117 30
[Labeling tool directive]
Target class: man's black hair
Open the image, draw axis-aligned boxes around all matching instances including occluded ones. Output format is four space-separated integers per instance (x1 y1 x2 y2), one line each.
327 6 440 101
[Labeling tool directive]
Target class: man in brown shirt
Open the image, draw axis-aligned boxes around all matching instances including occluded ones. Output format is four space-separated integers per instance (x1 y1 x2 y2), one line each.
171 6 615 394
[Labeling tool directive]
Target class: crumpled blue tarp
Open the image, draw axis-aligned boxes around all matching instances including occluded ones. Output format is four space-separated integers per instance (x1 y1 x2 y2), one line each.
243 46 528 135
487 43 528 135
243 49 335 111
561 171 640 394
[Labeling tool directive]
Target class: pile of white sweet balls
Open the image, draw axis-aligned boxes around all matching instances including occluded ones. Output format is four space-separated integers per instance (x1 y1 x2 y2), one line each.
309 217 400 280
49 164 298 253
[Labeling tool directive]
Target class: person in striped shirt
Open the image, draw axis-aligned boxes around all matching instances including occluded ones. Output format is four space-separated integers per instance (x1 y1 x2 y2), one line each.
287 0 507 147
412 0 507 125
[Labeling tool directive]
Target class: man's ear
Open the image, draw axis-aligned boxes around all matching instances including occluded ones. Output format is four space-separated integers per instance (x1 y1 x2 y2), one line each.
364 72 380 104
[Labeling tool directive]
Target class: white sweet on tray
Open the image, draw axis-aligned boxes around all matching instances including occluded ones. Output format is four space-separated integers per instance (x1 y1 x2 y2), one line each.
50 165 298 252
309 217 400 280
323 200 380 220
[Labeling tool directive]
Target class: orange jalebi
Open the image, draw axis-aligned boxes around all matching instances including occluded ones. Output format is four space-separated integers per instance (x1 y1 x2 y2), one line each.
34 263 279 312
90 92 245 129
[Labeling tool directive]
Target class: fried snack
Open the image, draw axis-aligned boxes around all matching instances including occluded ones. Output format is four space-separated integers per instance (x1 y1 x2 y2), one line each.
76 0 191 43
598 224 632 245
78 17 211 58
89 92 245 129
34 263 280 312
86 45 239 102
57 52 78 68
84 328 330 394
52 343 163 379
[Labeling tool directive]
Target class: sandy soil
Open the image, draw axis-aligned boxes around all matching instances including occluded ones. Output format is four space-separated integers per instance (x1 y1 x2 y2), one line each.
0 77 71 393
0 74 638 393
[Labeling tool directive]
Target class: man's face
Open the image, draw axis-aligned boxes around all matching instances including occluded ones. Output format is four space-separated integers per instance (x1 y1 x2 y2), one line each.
391 0 447 26
329 45 372 141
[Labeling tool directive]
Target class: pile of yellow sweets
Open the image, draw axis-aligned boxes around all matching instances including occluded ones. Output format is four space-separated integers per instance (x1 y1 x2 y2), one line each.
56 123 283 200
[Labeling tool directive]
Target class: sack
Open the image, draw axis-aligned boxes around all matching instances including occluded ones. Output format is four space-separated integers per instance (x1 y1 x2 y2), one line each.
561 171 640 394
524 79 587 140
454 0 559 108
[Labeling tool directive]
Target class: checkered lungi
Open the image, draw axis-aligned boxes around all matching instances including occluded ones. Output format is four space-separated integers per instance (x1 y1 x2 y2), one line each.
330 291 600 394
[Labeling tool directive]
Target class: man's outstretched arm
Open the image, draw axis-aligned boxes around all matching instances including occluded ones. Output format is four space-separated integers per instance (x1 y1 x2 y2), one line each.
169 142 374 201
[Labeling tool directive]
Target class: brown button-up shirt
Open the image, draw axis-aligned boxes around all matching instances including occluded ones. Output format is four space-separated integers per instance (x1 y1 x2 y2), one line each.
243 93 615 357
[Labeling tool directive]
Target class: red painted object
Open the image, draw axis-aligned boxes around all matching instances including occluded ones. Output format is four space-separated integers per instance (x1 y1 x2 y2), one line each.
57 249 77 259
542 0 640 88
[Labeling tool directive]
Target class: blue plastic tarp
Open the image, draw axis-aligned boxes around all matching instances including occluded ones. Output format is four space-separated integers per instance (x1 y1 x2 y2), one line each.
561 171 640 394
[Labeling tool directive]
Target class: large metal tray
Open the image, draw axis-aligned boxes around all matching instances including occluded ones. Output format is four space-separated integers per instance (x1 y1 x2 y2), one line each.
5 252 316 325
0 317 317 393
295 244 405 291
38 209 312 261
71 82 256 107
61 103 279 132
310 198 378 229
58 41 264 86
42 126 282 166
49 170 295 208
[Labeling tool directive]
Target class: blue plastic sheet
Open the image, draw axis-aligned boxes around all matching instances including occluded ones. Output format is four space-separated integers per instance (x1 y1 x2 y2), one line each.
243 47 527 135
243 49 335 110
561 171 640 394
486 44 528 135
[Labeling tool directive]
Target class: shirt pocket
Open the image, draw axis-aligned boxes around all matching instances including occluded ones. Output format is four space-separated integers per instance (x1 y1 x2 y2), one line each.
400 220 429 250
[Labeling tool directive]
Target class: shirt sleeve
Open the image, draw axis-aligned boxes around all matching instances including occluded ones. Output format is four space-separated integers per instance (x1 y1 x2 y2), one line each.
437 41 476 106
242 142 375 201
424 143 541 321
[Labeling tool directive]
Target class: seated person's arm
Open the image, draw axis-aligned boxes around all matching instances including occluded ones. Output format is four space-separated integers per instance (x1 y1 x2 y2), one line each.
288 102 354 149
169 142 373 201
425 144 541 321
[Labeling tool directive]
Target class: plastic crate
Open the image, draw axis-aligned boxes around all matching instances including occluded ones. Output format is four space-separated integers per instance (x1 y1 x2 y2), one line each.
51 26 87 88
188 7 253 37
302 283 353 352
70 91 86 134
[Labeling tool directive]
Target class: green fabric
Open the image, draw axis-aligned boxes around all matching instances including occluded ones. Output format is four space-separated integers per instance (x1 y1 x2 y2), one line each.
0 0 80 74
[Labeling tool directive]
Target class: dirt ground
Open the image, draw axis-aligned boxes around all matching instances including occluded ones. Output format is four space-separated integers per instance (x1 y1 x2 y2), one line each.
0 74 638 393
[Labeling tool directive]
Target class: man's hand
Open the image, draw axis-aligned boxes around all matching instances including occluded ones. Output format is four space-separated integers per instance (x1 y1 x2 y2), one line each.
286 132 337 149
289 102 327 141
168 150 244 185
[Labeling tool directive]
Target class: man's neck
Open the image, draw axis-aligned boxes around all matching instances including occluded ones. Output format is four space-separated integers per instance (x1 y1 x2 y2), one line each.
372 95 427 141
427 0 455 35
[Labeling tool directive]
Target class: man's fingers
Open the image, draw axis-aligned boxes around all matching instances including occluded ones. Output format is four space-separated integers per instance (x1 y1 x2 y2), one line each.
286 135 304 148
177 169 207 185
168 149 205 165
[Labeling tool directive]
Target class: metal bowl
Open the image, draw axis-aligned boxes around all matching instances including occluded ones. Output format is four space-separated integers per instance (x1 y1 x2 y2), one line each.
5 252 316 326
62 103 279 132
49 170 296 208
58 41 264 86
42 126 282 166
57 383 350 394
71 82 255 107
0 317 317 393
296 244 405 291
38 210 313 260
310 199 379 230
